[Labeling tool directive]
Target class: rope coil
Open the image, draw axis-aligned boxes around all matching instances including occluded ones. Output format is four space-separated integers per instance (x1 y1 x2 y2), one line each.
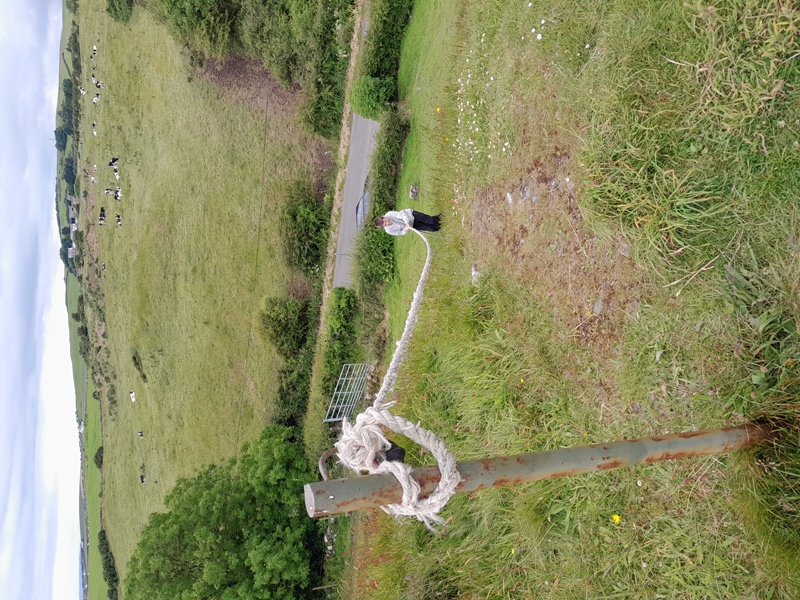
334 229 461 531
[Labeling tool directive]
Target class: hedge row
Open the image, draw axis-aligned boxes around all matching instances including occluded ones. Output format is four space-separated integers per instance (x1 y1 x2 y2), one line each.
144 0 355 138
353 108 410 297
322 288 362 396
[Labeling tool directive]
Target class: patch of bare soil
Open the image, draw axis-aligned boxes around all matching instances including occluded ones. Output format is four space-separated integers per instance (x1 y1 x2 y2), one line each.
199 54 334 184
468 149 645 360
200 54 300 116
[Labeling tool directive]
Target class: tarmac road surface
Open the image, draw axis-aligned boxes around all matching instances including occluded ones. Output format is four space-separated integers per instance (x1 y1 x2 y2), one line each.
332 113 380 289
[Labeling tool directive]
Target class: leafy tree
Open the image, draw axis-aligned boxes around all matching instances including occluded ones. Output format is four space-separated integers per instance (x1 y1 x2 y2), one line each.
124 426 321 600
55 126 68 152
58 101 74 132
349 75 393 120
63 159 77 193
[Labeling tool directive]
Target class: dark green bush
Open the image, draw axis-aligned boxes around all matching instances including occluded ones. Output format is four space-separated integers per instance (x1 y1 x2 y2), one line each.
300 0 355 137
94 446 104 470
366 108 409 210
107 0 133 23
275 345 313 426
359 0 413 90
354 223 394 290
322 288 361 394
236 0 304 84
149 0 237 57
280 179 330 275
350 75 393 119
259 297 311 358
98 529 119 591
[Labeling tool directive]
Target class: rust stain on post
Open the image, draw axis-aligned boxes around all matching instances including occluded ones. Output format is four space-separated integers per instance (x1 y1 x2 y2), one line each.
304 424 774 518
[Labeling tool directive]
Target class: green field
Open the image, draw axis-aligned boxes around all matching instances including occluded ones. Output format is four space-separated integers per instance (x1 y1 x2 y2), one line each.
73 0 332 579
84 374 107 600
348 0 800 598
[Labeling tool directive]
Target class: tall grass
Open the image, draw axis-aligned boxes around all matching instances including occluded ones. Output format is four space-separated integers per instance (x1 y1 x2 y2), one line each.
344 0 800 596
582 0 800 272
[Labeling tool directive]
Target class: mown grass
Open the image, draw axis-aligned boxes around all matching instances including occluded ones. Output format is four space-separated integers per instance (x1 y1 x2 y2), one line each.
346 0 800 597
77 0 330 578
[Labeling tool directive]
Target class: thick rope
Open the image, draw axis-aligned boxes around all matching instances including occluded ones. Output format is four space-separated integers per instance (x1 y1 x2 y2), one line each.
335 229 461 531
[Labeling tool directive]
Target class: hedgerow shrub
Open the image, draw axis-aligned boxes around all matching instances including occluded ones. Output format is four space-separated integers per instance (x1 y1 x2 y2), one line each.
350 75 393 119
236 0 308 84
148 0 236 57
280 179 330 275
107 0 133 23
300 0 355 137
322 288 361 394
98 529 119 595
354 223 394 293
359 0 413 92
366 108 409 210
275 345 313 426
259 297 311 359
351 108 408 297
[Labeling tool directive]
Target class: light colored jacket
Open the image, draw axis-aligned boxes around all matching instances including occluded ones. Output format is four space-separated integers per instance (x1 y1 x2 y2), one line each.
383 209 414 236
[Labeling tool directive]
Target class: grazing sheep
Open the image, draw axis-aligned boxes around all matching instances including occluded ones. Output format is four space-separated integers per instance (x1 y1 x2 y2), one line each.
129 390 136 402
79 87 86 95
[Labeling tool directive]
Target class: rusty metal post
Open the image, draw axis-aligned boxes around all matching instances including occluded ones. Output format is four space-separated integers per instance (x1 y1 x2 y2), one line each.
305 424 773 518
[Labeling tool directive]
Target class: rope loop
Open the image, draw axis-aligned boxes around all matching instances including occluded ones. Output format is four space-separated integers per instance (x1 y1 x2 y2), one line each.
335 230 460 531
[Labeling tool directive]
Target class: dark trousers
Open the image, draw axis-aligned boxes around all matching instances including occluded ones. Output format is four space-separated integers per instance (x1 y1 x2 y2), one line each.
412 210 441 232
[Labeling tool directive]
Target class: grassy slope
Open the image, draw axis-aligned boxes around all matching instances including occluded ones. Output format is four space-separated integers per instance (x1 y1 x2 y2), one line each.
353 0 800 598
77 0 328 579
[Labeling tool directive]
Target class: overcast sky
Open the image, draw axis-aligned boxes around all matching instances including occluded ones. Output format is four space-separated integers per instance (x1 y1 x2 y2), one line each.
0 0 82 598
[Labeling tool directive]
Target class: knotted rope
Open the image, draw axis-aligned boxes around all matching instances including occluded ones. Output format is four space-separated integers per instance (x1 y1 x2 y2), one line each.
335 229 461 531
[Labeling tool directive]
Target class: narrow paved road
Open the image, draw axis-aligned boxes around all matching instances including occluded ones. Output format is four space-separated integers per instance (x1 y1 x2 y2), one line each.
332 113 380 289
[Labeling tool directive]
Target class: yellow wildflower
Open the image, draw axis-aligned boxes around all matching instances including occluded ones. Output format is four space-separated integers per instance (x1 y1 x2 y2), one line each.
611 514 622 525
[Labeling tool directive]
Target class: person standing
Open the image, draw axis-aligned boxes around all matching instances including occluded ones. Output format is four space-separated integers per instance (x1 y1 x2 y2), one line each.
374 208 441 235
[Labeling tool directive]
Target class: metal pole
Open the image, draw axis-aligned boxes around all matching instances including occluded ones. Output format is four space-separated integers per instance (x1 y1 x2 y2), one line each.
305 424 773 518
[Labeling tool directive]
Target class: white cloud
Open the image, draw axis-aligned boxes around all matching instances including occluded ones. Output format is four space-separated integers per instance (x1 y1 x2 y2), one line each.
0 0 80 598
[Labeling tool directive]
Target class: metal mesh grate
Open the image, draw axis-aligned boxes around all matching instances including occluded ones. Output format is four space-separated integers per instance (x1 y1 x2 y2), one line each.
324 363 372 422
